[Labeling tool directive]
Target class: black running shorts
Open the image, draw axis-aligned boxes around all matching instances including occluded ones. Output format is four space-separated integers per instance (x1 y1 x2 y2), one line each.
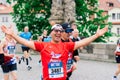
1 63 17 73
0 54 4 65
115 55 120 63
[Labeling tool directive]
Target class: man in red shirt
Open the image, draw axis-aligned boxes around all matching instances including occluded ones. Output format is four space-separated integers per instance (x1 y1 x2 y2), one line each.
1 24 108 80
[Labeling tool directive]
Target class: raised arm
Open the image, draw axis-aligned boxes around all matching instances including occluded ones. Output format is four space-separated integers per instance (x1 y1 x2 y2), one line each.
74 26 108 50
1 25 35 50
0 41 4 53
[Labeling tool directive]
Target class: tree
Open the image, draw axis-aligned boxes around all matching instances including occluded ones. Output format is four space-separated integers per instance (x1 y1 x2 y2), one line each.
75 0 112 42
7 0 51 39
7 0 112 42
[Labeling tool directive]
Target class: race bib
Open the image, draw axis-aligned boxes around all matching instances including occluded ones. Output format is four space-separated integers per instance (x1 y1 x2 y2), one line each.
67 59 73 71
7 46 15 54
48 62 64 78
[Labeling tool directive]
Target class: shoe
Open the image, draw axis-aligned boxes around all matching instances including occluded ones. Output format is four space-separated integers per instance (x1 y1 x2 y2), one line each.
29 57 32 61
112 76 118 80
18 60 21 64
27 66 32 71
39 60 41 63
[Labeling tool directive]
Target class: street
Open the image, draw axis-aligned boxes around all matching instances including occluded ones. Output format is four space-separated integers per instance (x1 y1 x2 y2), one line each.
0 54 119 80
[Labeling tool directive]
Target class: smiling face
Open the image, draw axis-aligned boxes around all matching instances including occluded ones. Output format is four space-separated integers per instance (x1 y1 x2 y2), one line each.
51 30 62 43
50 24 64 43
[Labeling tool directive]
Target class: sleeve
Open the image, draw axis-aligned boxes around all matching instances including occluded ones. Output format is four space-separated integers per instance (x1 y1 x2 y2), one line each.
34 42 44 51
19 33 22 37
30 32 32 38
66 42 75 52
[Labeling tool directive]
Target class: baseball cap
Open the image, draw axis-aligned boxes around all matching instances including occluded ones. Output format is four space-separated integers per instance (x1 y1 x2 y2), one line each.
61 23 73 33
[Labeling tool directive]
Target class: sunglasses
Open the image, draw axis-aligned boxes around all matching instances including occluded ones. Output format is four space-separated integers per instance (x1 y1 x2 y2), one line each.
65 29 73 33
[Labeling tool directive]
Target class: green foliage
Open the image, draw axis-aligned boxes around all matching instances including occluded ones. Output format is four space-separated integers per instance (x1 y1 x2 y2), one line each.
75 0 112 42
7 0 51 40
7 0 112 42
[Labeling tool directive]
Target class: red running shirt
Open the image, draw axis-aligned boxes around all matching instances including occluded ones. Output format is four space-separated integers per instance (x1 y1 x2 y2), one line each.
34 42 74 80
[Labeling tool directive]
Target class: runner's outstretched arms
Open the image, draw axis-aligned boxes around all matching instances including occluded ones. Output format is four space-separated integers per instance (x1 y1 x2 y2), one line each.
1 25 108 50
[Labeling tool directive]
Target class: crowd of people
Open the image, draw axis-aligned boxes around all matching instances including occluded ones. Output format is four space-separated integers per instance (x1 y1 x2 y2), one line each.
0 22 108 80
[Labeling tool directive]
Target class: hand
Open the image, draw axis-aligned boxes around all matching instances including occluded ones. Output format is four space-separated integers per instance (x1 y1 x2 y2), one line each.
1 25 13 36
95 26 108 37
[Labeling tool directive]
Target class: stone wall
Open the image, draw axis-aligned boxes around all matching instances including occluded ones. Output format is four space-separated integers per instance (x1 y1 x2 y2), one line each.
79 43 116 62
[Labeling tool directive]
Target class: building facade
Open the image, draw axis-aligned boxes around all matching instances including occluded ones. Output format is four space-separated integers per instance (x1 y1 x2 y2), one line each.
99 0 120 43
0 3 18 40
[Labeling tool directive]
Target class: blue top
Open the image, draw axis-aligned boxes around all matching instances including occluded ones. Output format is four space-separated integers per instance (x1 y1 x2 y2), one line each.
20 32 31 40
20 32 32 47
43 36 51 42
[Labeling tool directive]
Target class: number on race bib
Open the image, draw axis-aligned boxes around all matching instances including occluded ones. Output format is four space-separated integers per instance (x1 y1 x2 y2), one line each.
48 62 64 78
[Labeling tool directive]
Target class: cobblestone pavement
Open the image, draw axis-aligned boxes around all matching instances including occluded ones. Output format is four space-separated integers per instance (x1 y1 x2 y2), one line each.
0 54 119 80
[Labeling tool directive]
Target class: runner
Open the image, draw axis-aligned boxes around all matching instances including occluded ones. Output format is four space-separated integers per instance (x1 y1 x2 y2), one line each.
0 34 18 80
70 29 82 62
113 38 120 80
19 26 32 70
61 23 80 80
1 24 108 80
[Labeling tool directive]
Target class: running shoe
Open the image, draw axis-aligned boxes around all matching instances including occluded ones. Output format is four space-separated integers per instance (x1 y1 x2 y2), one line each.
18 59 21 64
112 76 118 80
29 57 32 61
27 66 32 71
39 60 41 63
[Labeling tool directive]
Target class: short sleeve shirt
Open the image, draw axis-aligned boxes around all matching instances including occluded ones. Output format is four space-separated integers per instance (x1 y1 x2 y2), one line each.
34 41 75 80
20 32 31 47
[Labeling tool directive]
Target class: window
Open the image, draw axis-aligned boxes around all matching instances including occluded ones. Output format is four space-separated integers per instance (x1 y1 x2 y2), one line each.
109 3 114 7
112 13 116 20
2 17 4 22
5 17 8 22
117 28 120 35
106 2 114 7
2 17 8 22
117 13 120 19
